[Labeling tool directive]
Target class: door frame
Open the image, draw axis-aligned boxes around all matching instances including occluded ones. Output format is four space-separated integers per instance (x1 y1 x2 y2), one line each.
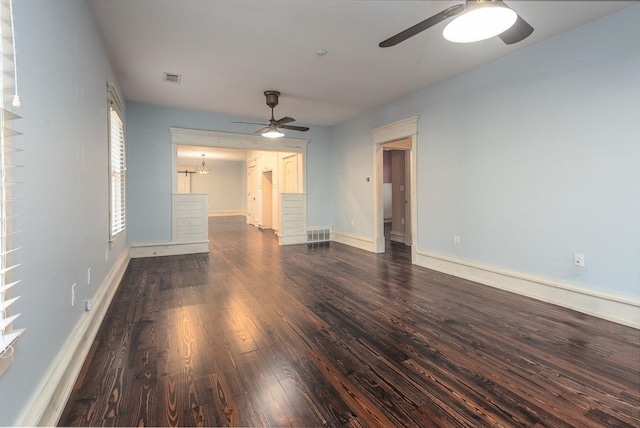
371 116 418 263
261 170 273 229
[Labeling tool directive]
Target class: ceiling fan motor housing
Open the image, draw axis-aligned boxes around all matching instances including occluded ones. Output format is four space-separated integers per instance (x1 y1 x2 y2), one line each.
264 90 280 108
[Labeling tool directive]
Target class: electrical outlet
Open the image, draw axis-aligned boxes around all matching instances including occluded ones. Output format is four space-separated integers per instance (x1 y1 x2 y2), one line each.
574 253 585 267
71 283 77 306
105 248 109 262
84 299 92 311
87 268 91 285
350 219 355 226
453 235 461 245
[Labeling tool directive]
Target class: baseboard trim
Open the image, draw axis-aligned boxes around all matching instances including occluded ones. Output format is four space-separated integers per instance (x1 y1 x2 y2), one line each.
415 250 640 329
279 234 306 245
389 231 406 244
17 248 131 427
331 231 376 253
208 210 245 217
130 241 209 258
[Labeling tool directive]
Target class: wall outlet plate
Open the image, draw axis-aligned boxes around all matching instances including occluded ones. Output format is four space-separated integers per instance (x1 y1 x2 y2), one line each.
574 253 585 267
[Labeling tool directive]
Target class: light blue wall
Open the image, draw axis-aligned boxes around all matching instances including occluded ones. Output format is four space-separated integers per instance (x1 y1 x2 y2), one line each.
0 0 128 425
126 102 333 243
332 5 640 298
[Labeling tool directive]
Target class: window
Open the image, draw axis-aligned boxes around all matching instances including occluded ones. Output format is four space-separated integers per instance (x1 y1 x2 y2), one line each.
0 0 24 367
108 83 126 239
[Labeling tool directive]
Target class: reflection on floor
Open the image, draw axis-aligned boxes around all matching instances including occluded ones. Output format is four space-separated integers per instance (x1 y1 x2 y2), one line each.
59 216 640 427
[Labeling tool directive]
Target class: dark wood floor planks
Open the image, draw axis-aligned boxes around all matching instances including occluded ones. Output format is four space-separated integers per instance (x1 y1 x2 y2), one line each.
59 216 640 427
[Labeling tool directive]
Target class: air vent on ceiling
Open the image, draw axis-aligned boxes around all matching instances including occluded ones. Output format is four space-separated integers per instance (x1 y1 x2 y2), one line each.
163 72 182 83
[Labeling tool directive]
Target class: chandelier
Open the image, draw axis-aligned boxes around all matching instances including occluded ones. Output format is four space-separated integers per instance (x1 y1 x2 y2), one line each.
196 154 210 175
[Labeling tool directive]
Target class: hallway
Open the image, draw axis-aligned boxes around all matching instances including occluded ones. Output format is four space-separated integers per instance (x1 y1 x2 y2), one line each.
59 216 640 427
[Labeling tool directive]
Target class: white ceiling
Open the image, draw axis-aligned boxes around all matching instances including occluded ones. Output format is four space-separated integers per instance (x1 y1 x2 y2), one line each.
89 0 635 127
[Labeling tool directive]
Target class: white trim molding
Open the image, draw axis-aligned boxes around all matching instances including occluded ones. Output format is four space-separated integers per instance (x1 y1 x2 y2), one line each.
130 241 209 258
389 231 406 244
17 248 131 427
371 116 418 260
415 250 640 329
170 127 308 152
279 234 306 245
331 231 377 253
208 210 246 217
371 116 419 145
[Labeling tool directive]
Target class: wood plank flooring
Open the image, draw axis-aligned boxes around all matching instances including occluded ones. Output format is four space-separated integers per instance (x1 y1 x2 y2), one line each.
59 216 640 427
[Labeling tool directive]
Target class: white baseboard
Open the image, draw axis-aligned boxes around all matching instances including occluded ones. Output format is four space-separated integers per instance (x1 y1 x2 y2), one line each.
130 241 209 258
17 248 131 427
279 234 306 245
389 231 406 244
415 250 640 329
208 210 245 217
331 231 376 252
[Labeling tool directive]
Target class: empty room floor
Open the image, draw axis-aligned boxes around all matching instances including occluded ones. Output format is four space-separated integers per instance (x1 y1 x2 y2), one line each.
59 216 640 427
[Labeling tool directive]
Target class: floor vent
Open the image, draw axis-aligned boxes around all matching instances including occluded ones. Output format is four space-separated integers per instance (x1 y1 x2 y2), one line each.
163 72 182 83
307 228 331 243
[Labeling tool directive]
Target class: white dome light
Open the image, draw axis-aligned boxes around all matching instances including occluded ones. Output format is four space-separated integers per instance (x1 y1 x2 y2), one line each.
262 124 284 138
443 2 517 43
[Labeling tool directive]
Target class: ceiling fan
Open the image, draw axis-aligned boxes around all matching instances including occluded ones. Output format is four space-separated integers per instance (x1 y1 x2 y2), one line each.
233 91 309 138
379 0 534 47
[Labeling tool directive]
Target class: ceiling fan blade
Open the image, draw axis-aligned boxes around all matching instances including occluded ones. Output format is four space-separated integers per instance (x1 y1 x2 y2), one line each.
232 121 268 126
280 125 309 132
276 117 295 125
379 4 465 48
254 126 270 135
498 14 534 44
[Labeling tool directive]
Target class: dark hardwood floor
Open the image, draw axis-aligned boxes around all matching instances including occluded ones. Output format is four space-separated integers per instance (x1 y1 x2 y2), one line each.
59 216 640 427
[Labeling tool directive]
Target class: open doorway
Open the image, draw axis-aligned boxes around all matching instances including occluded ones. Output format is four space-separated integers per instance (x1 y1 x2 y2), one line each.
383 140 412 247
371 116 418 263
170 128 309 245
261 171 273 229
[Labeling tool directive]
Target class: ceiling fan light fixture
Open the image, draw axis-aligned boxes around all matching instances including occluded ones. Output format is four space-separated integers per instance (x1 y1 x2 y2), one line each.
443 1 517 43
262 124 284 138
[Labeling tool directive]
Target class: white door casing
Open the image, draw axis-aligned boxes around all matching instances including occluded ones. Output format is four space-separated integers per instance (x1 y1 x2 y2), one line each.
371 116 418 262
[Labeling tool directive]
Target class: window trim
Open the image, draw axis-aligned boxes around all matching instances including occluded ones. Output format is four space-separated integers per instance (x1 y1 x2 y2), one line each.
107 83 126 241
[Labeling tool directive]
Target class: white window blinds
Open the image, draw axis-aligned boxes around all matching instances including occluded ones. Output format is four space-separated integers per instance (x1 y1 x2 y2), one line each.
108 84 125 239
0 0 23 360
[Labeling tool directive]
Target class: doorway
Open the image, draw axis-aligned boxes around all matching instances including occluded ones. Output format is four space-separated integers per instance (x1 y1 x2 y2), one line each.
371 116 418 263
247 161 257 225
170 127 310 245
383 140 412 247
262 170 273 229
